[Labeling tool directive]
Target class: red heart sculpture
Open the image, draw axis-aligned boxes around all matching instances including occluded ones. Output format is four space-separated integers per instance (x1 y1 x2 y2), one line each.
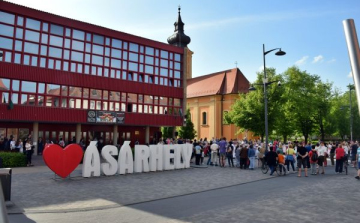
43 144 83 178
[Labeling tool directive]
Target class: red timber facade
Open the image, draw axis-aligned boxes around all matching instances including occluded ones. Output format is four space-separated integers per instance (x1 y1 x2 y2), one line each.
0 1 187 152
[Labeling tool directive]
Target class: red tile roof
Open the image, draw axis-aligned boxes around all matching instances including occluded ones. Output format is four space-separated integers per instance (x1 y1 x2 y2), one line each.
187 68 249 98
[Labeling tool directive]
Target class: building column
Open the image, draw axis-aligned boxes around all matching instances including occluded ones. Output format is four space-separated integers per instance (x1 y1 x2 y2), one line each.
76 123 81 144
33 122 39 155
145 126 150 144
113 124 118 146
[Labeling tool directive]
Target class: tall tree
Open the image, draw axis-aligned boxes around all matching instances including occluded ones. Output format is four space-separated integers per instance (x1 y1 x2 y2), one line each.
178 109 197 140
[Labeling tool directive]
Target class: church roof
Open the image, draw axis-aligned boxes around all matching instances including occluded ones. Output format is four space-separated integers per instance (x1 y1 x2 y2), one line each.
187 68 250 98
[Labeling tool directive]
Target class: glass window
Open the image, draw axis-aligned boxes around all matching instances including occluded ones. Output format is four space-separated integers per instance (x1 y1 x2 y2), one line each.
42 23 48 32
175 54 181 61
73 29 84 40
128 93 137 102
11 80 19 91
24 30 40 42
174 71 180 78
17 16 23 26
123 42 128 50
0 78 10 90
38 83 45 93
93 34 104 45
0 37 13 50
83 88 89 98
24 42 39 54
71 51 83 62
129 62 138 72
26 18 41 30
145 65 153 74
92 55 103 65
41 33 48 44
50 24 63 36
129 52 138 62
64 39 70 48
110 59 121 68
10 93 17 104
71 63 76 72
111 49 121 59
72 40 84 51
14 53 21 64
160 59 168 68
3 51 10 63
48 59 54 68
144 95 153 104
86 33 91 41
129 43 138 52
105 47 110 56
145 47 154 55
63 61 68 71
47 84 60 95
68 87 82 97
160 68 168 76
90 89 102 99
0 24 14 37
0 11 15 25
145 56 154 65
49 47 62 58
160 97 168 105
104 57 109 67
105 37 110 46
32 56 38 66
21 81 37 93
112 39 122 48
40 57 46 67
16 28 23 39
64 50 69 60
49 35 63 47
160 50 169 59
15 40 22 51
92 45 103 55
65 28 71 37
174 98 181 106
85 54 90 63
175 62 181 70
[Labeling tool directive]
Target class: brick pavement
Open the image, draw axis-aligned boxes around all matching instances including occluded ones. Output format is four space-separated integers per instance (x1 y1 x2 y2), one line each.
7 158 273 214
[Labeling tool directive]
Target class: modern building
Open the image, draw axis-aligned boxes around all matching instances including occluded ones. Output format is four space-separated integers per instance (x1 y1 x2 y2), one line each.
187 68 259 141
0 1 192 153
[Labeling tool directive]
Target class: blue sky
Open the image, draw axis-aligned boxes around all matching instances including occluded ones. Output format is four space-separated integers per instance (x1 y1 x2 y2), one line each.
6 0 360 93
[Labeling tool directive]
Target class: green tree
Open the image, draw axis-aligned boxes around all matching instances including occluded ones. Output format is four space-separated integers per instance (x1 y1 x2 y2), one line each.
161 127 174 139
178 109 197 140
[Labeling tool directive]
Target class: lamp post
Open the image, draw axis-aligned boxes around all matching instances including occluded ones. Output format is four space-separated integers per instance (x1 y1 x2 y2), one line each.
249 44 286 151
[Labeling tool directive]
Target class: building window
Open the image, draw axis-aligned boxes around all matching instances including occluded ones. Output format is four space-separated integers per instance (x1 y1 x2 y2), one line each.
202 112 207 125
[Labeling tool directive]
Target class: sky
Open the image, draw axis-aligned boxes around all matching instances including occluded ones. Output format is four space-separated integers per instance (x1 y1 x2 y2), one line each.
5 0 360 93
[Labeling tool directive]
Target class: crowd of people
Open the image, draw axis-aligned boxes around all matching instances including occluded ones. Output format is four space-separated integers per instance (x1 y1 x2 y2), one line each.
184 137 360 180
0 134 37 166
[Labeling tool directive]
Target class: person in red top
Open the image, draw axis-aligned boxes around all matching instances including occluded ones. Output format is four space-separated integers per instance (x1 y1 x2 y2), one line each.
309 145 318 175
335 144 345 173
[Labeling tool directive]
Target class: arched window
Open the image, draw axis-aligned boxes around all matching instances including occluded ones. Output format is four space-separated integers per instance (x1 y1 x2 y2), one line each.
202 112 207 125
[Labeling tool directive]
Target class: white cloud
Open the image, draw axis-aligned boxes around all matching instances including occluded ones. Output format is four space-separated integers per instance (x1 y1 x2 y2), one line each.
312 55 324 63
258 66 264 72
295 56 309 66
327 58 336 64
348 71 353 78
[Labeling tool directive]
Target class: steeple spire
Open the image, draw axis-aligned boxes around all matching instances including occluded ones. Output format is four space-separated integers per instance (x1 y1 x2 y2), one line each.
167 6 191 48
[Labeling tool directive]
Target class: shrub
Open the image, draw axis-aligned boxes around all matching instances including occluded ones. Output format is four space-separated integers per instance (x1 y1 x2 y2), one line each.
0 152 27 167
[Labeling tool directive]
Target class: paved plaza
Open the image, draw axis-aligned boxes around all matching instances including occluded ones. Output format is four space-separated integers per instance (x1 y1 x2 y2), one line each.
6 157 360 222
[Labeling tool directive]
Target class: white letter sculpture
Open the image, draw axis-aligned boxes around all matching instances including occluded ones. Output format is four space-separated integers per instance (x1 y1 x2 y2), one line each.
163 145 175 170
182 143 193 168
149 144 163 171
174 144 185 169
101 145 118 176
118 141 134 175
82 141 101 177
134 145 150 173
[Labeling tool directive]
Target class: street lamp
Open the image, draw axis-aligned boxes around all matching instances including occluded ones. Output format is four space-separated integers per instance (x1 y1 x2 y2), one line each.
249 44 286 151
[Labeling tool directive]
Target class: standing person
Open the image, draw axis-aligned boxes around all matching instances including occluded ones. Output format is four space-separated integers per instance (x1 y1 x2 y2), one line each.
266 146 278 176
355 145 360 179
210 142 219 166
59 138 65 148
200 144 205 165
206 142 212 165
195 144 202 165
335 144 345 173
277 150 286 174
309 145 318 175
285 144 295 172
330 142 336 166
234 142 241 167
38 137 44 155
317 142 327 174
10 137 16 151
14 139 23 153
351 141 358 168
25 139 33 167
79 138 86 151
248 145 256 170
239 144 249 169
297 143 309 177
226 144 234 167
258 144 266 168
218 138 227 167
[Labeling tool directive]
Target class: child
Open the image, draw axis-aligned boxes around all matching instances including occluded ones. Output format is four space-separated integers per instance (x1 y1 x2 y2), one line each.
309 145 318 175
277 151 286 174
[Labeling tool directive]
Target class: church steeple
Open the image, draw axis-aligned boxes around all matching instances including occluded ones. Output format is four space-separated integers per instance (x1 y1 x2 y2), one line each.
167 6 191 48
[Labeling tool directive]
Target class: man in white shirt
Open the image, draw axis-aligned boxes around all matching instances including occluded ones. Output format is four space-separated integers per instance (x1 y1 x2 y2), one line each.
316 142 327 174
210 142 219 166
